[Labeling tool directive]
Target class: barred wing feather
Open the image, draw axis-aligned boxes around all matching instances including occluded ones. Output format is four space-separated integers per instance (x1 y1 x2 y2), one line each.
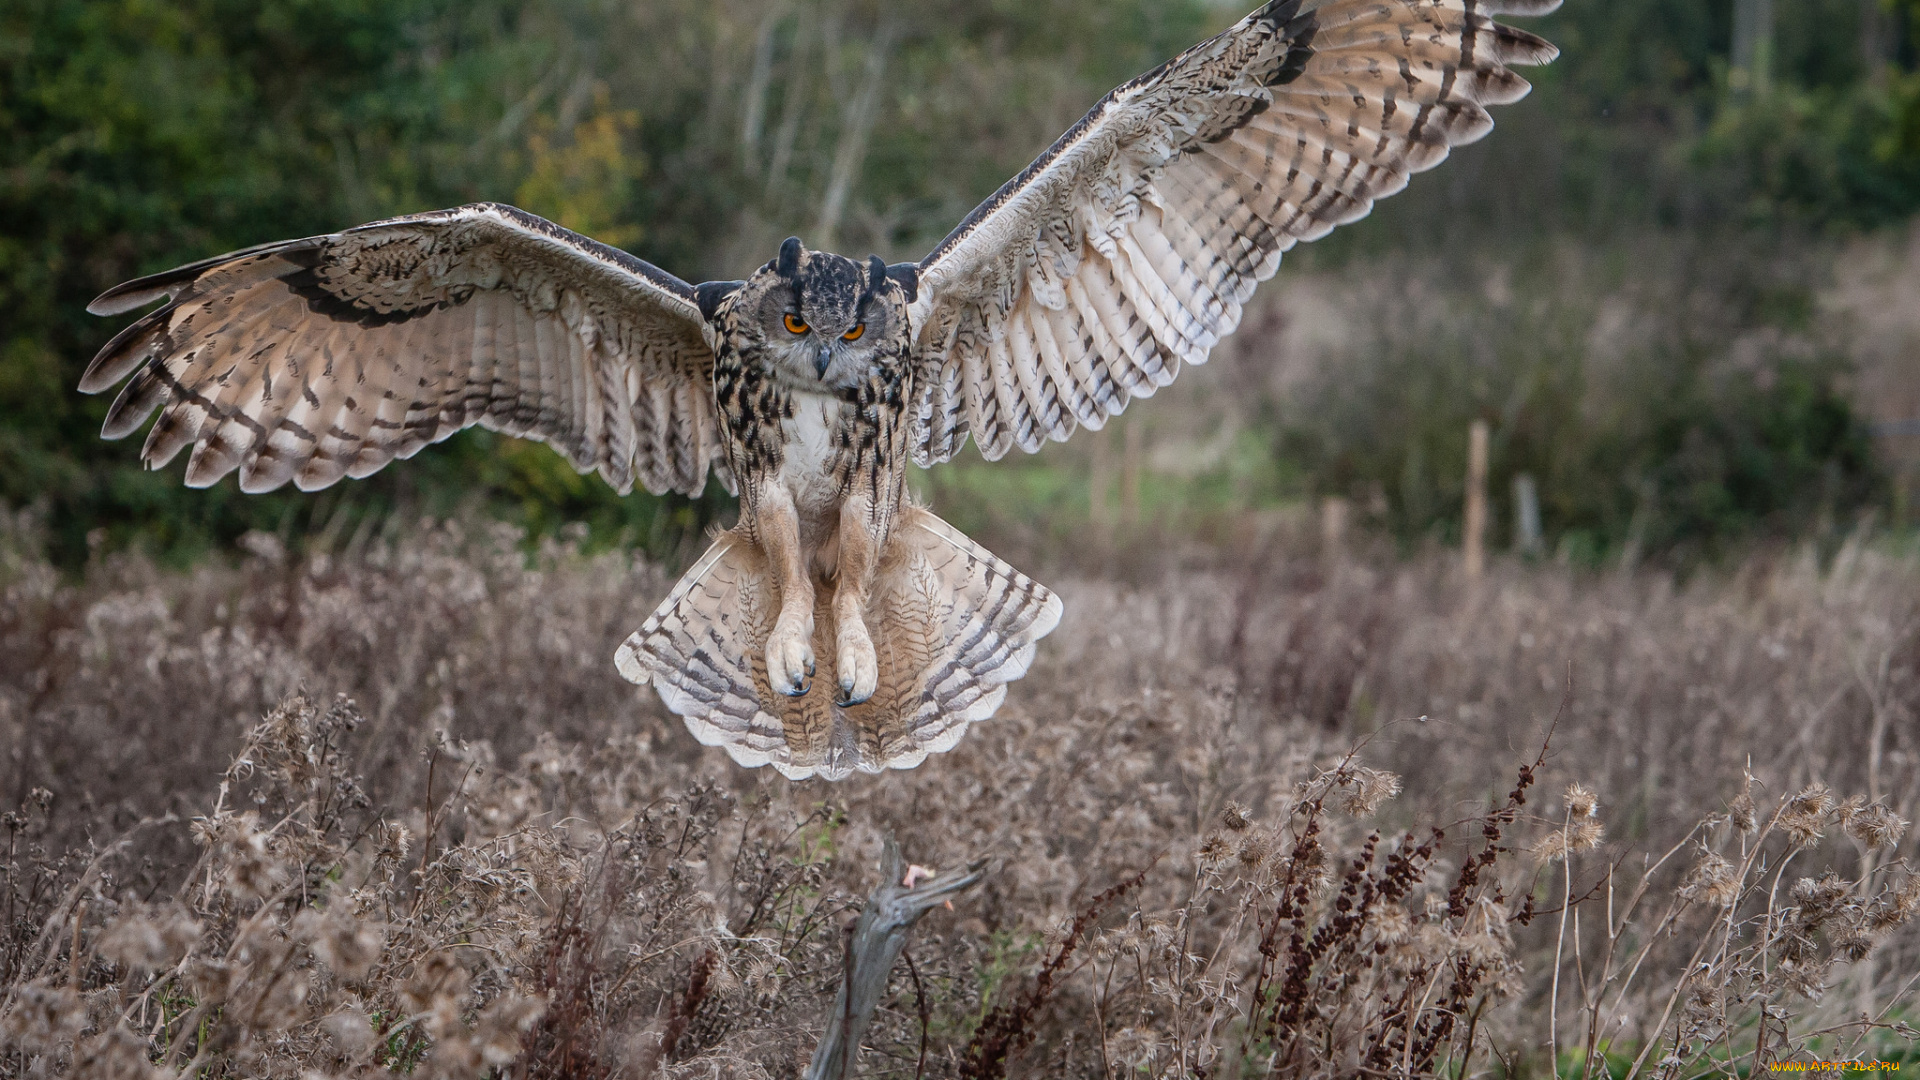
616 507 1062 781
82 202 728 497
907 0 1559 464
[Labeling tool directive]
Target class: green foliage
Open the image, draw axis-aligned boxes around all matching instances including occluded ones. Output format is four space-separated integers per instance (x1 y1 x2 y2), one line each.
1690 80 1920 231
1322 0 1920 257
1279 237 1883 565
0 0 1915 568
0 0 1218 568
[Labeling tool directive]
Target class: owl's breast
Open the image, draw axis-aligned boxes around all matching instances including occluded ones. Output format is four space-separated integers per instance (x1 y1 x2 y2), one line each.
777 389 855 520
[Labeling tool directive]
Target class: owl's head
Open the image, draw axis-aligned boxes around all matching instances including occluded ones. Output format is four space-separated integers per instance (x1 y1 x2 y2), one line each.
697 237 918 390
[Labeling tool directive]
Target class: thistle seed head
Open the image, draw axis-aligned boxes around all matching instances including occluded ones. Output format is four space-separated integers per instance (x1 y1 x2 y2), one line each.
1679 851 1740 907
1781 783 1834 846
1220 802 1252 832
1564 783 1598 819
1839 801 1908 849
1339 768 1402 817
1729 790 1758 834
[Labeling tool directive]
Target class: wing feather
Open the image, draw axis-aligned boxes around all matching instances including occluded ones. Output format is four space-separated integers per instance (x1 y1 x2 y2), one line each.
917 344 969 462
1057 279 1124 422
906 0 1556 464
958 318 1007 459
983 321 1037 457
617 506 1063 781
1029 301 1096 429
84 202 723 497
1111 230 1198 371
1071 263 1155 399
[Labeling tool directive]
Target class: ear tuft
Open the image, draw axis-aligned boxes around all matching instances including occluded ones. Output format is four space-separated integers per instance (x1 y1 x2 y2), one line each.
866 255 887 292
694 280 744 321
885 263 919 304
777 237 803 279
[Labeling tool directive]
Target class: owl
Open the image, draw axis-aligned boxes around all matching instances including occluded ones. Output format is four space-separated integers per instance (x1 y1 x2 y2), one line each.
80 0 1558 779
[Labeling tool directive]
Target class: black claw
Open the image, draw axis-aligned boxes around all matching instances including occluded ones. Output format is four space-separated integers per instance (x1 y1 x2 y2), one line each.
806 658 816 677
783 676 811 698
835 680 873 708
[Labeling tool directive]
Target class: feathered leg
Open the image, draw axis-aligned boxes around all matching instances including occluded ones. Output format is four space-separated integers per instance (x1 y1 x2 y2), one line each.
832 493 884 705
754 483 816 696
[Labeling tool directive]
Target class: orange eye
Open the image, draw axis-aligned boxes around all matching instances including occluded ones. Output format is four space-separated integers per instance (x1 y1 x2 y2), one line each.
783 313 809 334
842 322 866 342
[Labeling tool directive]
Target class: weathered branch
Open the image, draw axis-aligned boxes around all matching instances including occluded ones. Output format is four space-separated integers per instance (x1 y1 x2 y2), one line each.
804 839 985 1080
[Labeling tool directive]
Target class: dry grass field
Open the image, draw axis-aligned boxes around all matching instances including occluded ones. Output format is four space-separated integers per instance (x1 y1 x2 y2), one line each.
2 501 1916 1078
8 0 1920 1071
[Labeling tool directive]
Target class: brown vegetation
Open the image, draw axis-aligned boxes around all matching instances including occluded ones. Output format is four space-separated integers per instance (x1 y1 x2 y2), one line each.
2 506 1918 1076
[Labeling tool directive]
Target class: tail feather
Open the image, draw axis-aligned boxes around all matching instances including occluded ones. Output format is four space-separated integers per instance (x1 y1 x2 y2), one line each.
615 506 1062 780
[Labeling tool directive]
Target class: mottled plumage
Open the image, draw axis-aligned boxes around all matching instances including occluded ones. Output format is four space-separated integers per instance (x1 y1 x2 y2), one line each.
82 0 1556 780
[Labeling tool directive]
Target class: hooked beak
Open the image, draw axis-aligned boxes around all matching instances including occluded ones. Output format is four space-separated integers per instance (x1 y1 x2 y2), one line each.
814 345 832 379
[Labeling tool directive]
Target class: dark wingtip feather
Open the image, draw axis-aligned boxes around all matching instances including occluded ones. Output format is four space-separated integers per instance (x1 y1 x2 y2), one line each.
140 408 196 470
79 316 169 393
101 367 169 440
1495 25 1559 66
88 278 186 317
88 236 318 315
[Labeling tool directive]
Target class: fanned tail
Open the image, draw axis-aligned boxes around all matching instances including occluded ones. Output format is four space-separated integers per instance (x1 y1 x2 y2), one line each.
615 506 1062 780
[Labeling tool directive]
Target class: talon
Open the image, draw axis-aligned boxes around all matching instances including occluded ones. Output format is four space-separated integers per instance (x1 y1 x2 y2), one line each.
765 618 816 700
834 623 879 706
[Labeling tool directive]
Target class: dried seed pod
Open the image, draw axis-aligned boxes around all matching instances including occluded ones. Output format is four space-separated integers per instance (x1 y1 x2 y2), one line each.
1237 832 1270 869
1220 802 1252 832
1729 789 1759 834
1371 904 1412 946
1339 768 1402 816
1781 783 1834 846
1535 830 1571 864
1564 783 1599 819
1679 852 1740 907
1569 818 1605 852
1839 801 1908 849
1791 873 1849 920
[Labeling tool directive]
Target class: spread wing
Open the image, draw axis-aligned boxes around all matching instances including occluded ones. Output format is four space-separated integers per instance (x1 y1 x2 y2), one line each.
82 202 729 497
906 0 1559 464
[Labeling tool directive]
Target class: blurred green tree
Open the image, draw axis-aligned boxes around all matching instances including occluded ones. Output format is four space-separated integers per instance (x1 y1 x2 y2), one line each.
1 0 1913 569
0 0 1215 567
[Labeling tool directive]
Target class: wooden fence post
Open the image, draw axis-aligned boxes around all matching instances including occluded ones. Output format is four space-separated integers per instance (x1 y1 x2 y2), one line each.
1464 420 1489 580
1512 472 1542 557
1321 495 1349 558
